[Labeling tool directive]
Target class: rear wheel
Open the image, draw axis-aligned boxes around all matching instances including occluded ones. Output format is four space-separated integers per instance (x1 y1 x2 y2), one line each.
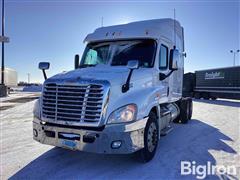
139 111 159 163
178 98 192 124
188 99 193 120
211 96 217 100
179 99 189 124
194 92 201 99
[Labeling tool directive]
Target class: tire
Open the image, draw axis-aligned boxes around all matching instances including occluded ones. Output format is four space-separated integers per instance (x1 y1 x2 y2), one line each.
194 92 201 99
202 93 209 100
139 111 159 163
179 99 189 124
211 96 217 100
188 99 193 120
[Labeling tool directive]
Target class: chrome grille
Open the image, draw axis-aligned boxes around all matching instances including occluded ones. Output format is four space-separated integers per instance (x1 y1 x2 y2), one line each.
42 83 104 124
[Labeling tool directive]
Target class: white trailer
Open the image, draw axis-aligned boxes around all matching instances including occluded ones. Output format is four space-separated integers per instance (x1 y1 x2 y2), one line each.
33 19 192 162
0 67 18 87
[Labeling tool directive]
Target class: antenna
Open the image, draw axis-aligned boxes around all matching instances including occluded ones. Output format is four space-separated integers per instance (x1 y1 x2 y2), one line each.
173 8 176 49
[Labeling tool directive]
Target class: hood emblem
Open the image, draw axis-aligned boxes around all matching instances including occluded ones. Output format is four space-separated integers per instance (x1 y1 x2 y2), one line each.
65 77 81 83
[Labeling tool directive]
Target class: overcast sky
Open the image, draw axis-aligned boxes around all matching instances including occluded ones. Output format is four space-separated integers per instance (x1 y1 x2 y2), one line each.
2 0 240 83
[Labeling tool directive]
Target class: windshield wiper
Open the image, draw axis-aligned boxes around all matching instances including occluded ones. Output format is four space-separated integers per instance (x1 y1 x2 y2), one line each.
79 64 96 68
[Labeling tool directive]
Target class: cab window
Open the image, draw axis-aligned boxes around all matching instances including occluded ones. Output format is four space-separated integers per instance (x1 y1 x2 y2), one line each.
112 40 156 68
159 44 168 69
81 45 109 66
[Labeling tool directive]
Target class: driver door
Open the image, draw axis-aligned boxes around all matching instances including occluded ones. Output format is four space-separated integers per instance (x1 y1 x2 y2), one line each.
157 42 170 103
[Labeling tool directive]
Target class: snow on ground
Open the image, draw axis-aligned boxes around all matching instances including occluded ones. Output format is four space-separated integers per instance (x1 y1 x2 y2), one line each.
0 92 40 103
0 99 239 180
0 86 41 103
0 92 40 111
22 85 42 92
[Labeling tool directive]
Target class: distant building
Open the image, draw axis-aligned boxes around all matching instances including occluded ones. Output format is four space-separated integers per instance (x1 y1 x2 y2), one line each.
0 67 18 87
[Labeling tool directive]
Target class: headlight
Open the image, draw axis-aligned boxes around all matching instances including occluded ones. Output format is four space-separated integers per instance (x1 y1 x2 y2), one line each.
107 104 137 124
33 99 41 119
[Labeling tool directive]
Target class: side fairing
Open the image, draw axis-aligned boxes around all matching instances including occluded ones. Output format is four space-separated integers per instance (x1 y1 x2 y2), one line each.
169 54 184 102
168 32 184 102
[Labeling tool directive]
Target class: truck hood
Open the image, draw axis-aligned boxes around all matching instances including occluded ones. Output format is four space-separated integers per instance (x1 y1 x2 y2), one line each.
45 64 150 86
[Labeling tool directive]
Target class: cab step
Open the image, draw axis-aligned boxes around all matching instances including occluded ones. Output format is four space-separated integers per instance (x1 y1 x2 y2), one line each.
160 125 173 136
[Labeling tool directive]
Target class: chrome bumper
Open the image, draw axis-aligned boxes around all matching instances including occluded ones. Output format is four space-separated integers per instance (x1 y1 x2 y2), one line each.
33 117 148 154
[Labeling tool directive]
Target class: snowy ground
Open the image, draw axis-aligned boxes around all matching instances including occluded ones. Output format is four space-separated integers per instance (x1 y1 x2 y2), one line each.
0 98 239 180
0 92 40 102
0 92 40 111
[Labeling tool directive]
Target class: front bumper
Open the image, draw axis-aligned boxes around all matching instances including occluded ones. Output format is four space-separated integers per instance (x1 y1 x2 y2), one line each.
33 117 148 154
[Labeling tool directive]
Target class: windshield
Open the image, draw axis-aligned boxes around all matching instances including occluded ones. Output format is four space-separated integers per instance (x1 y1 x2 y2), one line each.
80 39 156 68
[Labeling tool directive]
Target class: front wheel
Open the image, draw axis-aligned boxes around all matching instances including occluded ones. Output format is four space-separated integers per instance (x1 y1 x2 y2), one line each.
139 112 159 163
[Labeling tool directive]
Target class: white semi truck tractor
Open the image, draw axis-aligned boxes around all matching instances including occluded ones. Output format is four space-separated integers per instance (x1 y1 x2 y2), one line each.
33 19 193 162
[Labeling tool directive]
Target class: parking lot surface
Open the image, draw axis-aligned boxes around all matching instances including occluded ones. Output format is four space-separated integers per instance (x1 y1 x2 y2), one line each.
0 98 239 179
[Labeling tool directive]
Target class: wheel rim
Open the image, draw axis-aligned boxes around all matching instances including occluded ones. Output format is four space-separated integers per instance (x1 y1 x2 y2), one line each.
147 122 158 152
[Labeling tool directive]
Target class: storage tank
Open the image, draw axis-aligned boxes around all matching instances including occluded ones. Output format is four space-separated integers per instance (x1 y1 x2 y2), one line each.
0 67 18 87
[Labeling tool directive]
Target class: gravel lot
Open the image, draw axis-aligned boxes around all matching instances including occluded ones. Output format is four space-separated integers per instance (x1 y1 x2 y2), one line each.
0 98 239 180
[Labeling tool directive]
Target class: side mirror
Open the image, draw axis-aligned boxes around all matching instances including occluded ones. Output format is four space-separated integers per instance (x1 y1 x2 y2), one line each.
74 54 80 69
127 60 139 70
38 62 50 80
122 60 139 93
39 62 50 70
169 49 179 71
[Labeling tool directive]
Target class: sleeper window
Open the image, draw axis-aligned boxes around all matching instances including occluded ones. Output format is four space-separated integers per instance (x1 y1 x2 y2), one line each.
159 45 168 69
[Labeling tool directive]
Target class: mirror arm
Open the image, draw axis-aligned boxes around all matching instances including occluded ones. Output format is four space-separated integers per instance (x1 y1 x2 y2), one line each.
159 70 175 81
42 69 47 80
122 69 134 93
165 70 174 78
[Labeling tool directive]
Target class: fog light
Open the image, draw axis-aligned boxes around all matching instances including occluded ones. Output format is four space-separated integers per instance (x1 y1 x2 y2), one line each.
40 121 46 125
111 141 122 149
33 129 38 137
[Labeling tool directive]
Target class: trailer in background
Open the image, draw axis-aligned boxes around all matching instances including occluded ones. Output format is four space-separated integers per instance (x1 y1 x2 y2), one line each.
183 66 240 100
0 67 18 87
